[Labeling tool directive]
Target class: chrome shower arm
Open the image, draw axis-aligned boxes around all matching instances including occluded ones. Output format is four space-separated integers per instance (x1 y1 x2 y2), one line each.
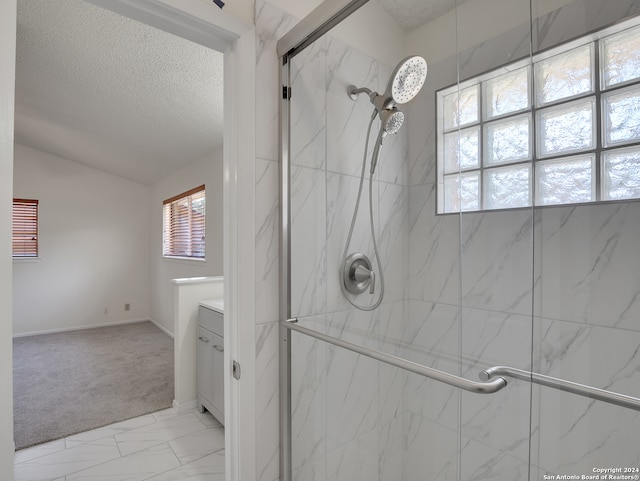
348 86 395 112
347 85 375 101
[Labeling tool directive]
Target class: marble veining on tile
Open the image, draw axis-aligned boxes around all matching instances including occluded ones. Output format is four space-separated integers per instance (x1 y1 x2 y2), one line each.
255 158 281 324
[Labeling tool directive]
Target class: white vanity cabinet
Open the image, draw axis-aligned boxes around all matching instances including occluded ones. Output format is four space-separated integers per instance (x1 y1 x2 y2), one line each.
197 302 224 425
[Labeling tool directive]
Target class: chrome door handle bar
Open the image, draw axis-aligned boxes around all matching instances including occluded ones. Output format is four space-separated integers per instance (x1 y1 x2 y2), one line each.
283 318 507 394
481 365 640 411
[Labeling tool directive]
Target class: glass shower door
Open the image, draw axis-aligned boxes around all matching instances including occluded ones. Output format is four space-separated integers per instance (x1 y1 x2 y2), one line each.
529 0 640 476
282 0 640 480
450 0 536 478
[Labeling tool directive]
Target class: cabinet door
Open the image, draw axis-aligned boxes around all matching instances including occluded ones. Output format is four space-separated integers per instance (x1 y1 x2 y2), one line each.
197 327 214 404
211 333 225 414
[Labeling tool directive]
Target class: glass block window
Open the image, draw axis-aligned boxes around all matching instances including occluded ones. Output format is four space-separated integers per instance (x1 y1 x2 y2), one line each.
484 66 530 118
602 146 640 200
443 85 479 129
537 98 596 157
602 27 640 88
602 85 640 147
485 114 531 164
437 20 640 213
535 44 594 106
536 155 595 205
484 164 531 210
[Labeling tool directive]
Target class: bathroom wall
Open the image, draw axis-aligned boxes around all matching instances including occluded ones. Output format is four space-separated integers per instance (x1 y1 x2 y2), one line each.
253 1 411 479
12 143 152 336
287 0 640 480
529 9 640 471
402 0 535 477
284 0 413 477
404 0 640 479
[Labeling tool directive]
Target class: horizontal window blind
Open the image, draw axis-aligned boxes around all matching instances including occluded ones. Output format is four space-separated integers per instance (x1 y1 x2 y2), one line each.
13 199 39 257
163 185 206 259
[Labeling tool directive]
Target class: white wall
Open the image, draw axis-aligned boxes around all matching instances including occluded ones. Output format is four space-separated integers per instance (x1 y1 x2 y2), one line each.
331 0 405 67
12 143 223 338
0 0 16 473
149 147 224 334
406 0 597 65
12 143 151 336
270 0 405 67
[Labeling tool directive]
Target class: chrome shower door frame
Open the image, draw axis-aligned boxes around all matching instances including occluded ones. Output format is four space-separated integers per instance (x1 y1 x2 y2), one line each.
278 3 370 481
279 49 292 481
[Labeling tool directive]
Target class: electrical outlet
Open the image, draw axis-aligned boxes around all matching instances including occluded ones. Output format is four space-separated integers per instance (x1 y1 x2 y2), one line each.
124 303 131 311
104 307 108 314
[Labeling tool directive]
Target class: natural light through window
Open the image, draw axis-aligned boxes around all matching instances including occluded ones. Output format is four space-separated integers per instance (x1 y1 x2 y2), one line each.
437 21 640 213
12 199 39 258
163 185 206 259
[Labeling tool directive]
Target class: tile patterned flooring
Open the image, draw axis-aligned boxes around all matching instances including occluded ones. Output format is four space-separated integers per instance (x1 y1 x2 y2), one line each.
13 408 225 481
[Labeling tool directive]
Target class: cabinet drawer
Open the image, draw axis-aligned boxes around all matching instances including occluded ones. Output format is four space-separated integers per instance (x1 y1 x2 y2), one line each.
198 305 224 336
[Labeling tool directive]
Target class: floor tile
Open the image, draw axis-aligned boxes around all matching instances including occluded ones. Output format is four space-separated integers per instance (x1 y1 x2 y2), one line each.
194 409 223 428
146 450 225 481
66 443 181 481
151 408 183 423
169 425 225 464
14 437 121 481
115 412 209 456
14 408 225 481
65 414 157 448
14 439 67 464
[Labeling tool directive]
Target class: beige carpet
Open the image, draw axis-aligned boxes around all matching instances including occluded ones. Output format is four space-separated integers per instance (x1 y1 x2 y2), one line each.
13 321 174 450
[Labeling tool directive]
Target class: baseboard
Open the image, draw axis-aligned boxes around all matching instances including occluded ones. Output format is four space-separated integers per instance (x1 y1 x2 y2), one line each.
13 318 153 338
149 318 174 339
173 399 198 412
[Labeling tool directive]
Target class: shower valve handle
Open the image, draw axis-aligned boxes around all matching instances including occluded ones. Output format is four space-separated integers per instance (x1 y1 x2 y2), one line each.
354 265 375 294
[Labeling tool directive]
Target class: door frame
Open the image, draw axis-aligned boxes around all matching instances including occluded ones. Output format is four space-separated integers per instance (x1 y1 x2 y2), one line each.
3 1 256 480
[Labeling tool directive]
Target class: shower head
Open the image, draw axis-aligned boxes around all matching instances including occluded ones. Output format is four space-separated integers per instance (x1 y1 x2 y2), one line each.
347 55 428 112
385 55 428 105
381 109 404 135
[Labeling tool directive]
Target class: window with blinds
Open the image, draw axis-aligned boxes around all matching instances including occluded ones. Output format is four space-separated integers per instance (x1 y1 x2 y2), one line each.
13 199 39 258
162 185 206 259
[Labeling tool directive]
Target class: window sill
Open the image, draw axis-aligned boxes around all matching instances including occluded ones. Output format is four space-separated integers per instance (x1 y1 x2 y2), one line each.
13 257 41 263
162 256 206 265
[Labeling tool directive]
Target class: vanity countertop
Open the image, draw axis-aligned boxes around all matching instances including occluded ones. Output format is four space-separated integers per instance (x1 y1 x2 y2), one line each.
199 299 224 314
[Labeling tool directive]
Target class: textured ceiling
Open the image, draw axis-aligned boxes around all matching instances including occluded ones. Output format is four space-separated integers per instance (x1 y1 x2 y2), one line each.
15 0 224 186
373 0 459 31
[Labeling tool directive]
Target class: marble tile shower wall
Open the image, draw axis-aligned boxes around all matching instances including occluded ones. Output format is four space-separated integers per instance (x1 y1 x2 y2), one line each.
531 202 640 475
405 54 537 479
403 1 640 479
255 3 298 481
533 1 639 476
289 29 411 481
286 1 640 481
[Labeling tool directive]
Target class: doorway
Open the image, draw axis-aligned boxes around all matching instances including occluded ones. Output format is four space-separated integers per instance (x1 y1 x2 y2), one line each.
1 0 256 479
